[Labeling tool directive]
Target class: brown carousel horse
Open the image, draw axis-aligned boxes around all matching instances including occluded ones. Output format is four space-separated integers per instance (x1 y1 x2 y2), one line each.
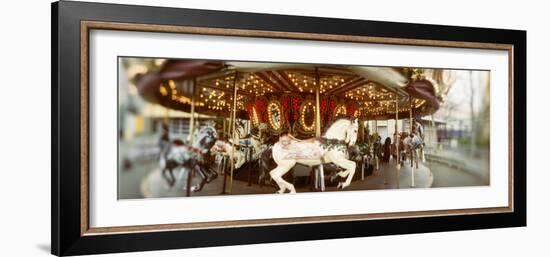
159 126 219 191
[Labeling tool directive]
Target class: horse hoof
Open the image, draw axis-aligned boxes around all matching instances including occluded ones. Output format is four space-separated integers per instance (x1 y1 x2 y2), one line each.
337 182 343 190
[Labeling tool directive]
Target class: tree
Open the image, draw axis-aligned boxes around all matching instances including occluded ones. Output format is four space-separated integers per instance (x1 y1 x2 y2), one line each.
469 71 477 156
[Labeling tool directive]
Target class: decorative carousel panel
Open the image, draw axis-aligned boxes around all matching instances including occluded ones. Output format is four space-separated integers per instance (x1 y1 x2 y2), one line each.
298 99 316 134
333 103 347 119
250 106 260 127
267 99 284 133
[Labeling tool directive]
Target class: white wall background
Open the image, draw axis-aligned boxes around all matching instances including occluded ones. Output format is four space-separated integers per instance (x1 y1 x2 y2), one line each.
0 0 545 256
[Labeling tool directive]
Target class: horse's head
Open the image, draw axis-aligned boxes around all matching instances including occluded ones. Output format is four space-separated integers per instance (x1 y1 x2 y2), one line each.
345 119 359 146
369 132 380 143
257 122 268 132
234 120 247 139
413 119 424 139
193 126 219 154
325 118 355 144
211 140 227 154
250 122 266 138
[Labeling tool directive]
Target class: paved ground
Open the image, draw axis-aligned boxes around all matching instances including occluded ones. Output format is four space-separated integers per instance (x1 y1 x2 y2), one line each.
428 161 488 187
133 158 433 199
425 148 490 186
426 148 490 182
120 154 488 199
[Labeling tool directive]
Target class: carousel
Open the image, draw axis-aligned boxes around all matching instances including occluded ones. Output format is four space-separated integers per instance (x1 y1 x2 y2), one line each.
131 59 455 197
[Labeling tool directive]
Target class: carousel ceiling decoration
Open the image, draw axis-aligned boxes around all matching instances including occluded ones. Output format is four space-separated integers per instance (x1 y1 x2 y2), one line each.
132 59 455 123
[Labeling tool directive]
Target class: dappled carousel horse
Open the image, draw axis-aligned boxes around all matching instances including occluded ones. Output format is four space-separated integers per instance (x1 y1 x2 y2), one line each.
211 140 246 170
235 122 271 162
231 122 280 185
159 126 219 191
259 142 363 189
269 118 359 193
354 136 375 177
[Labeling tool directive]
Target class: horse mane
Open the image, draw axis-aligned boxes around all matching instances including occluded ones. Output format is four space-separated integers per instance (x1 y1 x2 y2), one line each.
331 117 353 124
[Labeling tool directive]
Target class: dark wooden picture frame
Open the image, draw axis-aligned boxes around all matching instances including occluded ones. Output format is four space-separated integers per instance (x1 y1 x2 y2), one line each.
52 1 526 256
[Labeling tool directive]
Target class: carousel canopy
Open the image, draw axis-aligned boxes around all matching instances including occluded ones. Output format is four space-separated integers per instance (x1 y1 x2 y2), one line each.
131 59 455 123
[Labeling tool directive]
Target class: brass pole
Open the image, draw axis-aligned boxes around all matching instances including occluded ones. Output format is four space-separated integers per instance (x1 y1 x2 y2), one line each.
314 68 324 189
359 118 365 180
395 91 400 189
359 119 364 143
409 98 413 133
222 118 227 139
188 79 196 144
315 67 321 138
431 114 436 151
409 97 415 187
229 72 239 193
186 79 196 197
395 92 400 167
164 107 169 124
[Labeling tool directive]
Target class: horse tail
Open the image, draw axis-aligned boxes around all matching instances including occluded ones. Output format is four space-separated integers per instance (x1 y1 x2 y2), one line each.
259 146 274 184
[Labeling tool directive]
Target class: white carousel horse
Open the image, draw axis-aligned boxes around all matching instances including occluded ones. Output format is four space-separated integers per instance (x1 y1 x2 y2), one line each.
269 119 359 194
250 123 270 160
211 140 246 169
215 121 268 171
234 121 269 161
210 120 248 170
402 119 426 170
159 126 219 191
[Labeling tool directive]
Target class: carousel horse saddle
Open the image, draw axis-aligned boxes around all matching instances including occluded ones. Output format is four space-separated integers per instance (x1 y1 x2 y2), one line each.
239 138 253 146
279 135 323 160
171 139 185 146
408 135 423 149
281 134 317 143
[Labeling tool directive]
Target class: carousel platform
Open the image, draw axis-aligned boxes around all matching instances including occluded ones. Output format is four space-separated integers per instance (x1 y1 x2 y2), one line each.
140 158 433 198
347 158 433 190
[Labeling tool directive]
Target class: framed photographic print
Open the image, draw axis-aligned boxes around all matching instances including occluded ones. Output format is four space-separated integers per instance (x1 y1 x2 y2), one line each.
52 1 526 256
